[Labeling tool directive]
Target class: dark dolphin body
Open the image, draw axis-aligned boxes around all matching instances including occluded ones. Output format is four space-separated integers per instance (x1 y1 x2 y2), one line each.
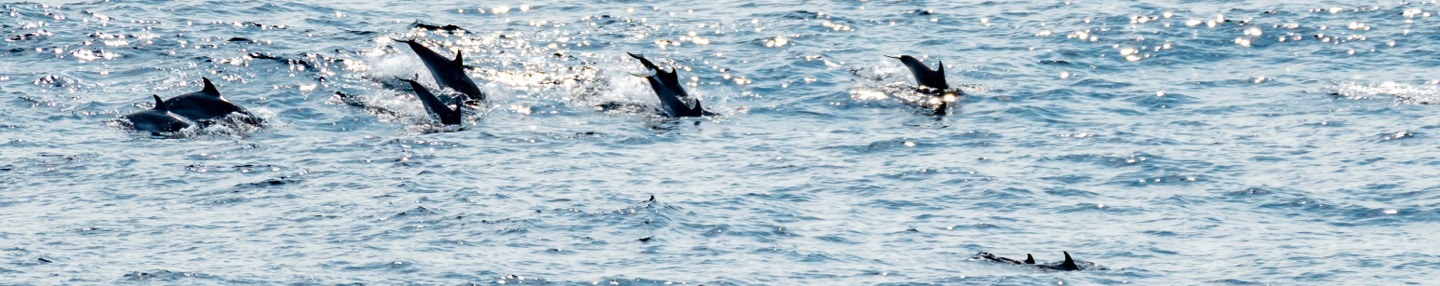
392 38 485 102
122 95 191 134
887 55 956 114
972 251 1083 271
627 52 706 118
397 75 462 126
888 55 949 91
162 77 260 125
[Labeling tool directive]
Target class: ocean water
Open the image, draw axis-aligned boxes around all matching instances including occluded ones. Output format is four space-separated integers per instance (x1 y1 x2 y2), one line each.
3 0 1440 284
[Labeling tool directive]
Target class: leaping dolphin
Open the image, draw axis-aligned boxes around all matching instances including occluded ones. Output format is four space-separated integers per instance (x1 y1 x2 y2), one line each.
397 75 463 126
162 77 260 125
392 38 486 102
627 52 706 118
122 95 192 134
972 251 1083 271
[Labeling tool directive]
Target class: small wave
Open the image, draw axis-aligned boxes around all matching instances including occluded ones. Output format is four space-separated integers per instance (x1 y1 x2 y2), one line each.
1332 81 1440 105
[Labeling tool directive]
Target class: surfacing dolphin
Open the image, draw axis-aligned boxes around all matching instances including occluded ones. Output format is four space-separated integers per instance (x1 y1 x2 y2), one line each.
122 95 192 134
972 251 1084 271
397 75 463 126
392 38 486 103
162 77 260 125
887 55 958 114
627 52 706 118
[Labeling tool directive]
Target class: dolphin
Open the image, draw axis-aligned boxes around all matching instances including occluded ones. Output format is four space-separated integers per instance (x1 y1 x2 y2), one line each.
887 55 949 92
162 77 260 125
627 52 706 118
122 95 191 134
972 251 1083 271
887 55 956 114
397 75 463 126
1034 251 1082 271
392 38 486 102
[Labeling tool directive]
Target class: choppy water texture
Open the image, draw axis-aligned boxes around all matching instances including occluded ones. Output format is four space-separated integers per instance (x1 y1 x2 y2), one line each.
3 0 1440 284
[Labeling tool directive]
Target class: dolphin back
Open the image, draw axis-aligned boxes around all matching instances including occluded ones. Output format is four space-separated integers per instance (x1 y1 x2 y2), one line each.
162 77 260 125
123 95 191 133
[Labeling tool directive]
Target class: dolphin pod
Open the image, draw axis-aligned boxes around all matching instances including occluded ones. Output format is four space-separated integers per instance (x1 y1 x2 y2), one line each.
118 78 261 134
972 251 1085 271
392 38 486 103
121 95 191 134
628 52 707 118
110 23 1100 272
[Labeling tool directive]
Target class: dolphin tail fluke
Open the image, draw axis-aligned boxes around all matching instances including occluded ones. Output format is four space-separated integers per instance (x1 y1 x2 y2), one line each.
151 95 167 111
884 55 902 59
1061 251 1079 270
201 77 219 95
1024 254 1035 264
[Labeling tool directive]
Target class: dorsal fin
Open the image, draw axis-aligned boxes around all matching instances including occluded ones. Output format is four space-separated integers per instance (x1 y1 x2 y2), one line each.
453 49 464 65
151 94 167 111
691 98 704 114
1024 254 1035 264
1061 251 1079 270
201 77 219 95
937 60 945 77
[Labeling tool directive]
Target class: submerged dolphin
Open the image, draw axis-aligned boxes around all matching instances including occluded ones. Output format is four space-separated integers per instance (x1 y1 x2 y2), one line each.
162 77 259 125
392 38 485 102
627 52 706 118
397 75 463 126
122 95 191 134
972 251 1083 271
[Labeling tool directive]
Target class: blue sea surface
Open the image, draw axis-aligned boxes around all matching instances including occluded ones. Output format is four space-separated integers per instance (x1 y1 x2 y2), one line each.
3 0 1440 284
